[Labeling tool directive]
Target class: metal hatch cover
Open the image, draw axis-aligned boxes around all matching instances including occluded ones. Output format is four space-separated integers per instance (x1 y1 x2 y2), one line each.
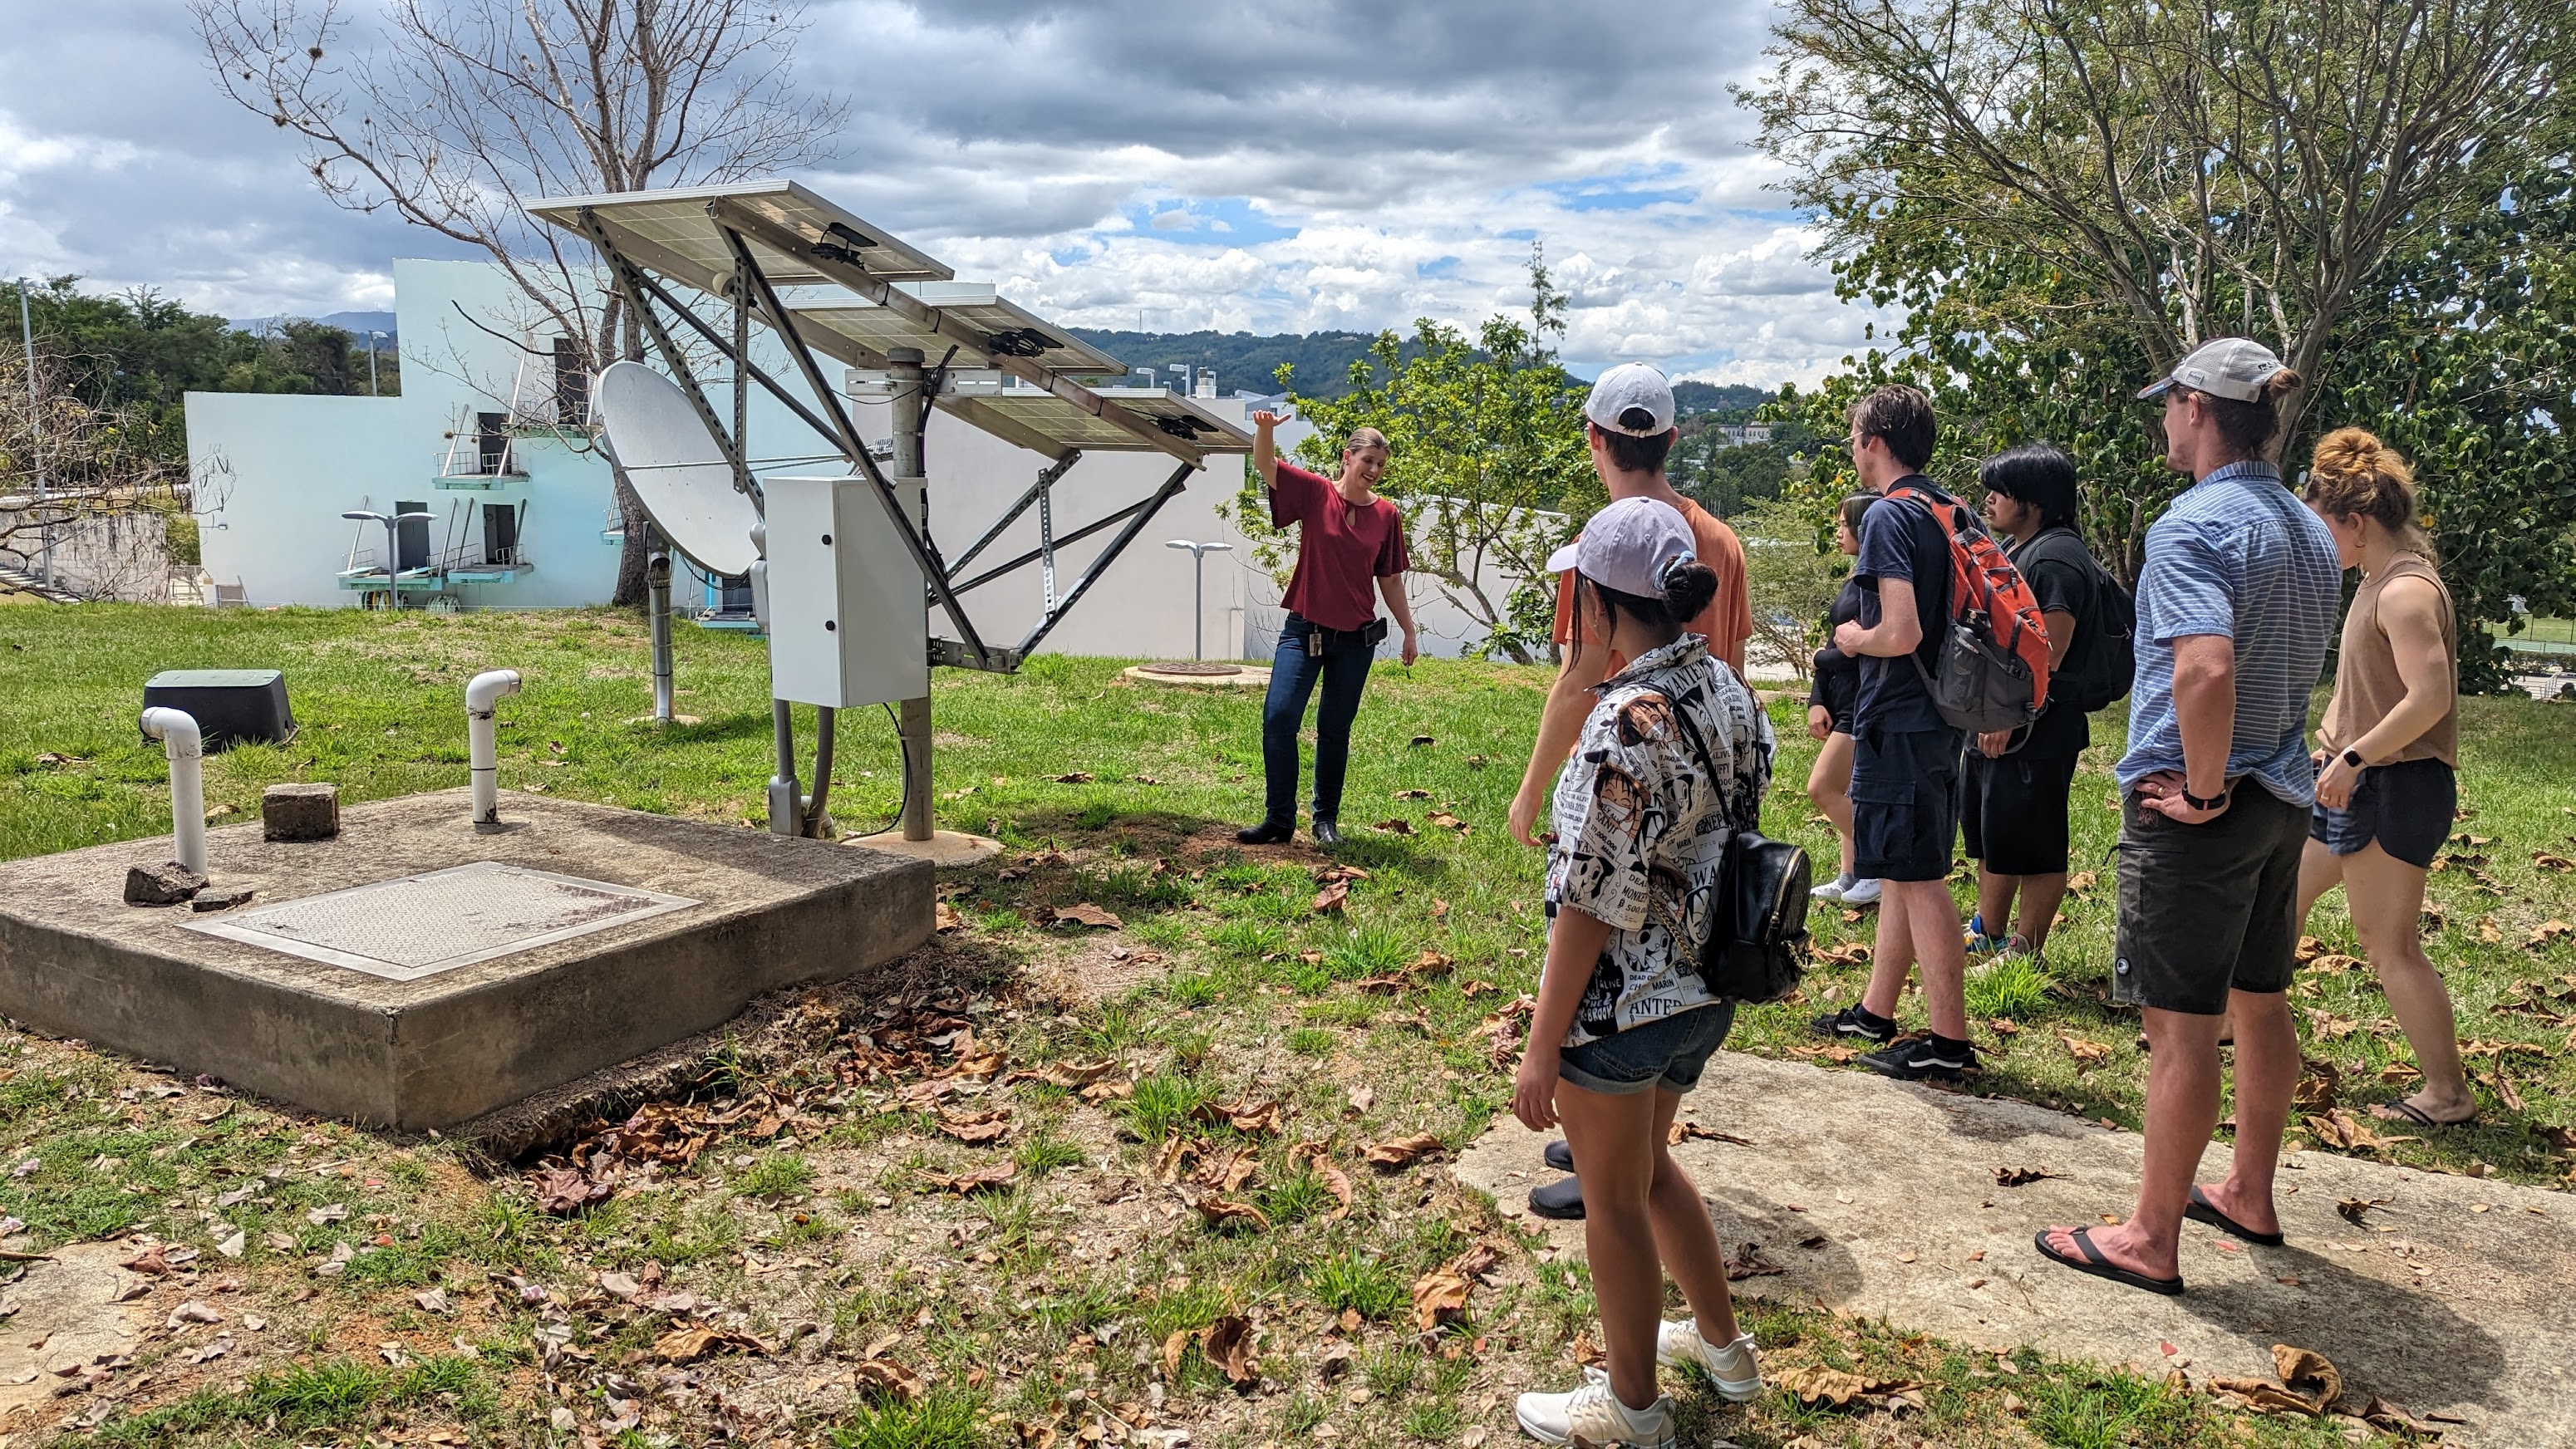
184 862 701 982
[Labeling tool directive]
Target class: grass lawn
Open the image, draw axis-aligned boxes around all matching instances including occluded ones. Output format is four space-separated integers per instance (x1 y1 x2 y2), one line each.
2 602 2569 1448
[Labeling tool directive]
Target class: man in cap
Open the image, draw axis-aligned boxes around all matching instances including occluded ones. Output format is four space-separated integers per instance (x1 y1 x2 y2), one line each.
1507 361 1753 1221
2035 337 2339 1295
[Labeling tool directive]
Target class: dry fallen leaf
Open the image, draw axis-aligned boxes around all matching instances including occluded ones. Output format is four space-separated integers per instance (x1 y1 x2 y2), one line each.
937 1108 1013 1144
1289 1142 1355 1220
934 901 964 933
1364 1132 1443 1168
1775 1365 1872 1407
2528 920 2574 950
1194 1195 1271 1233
530 1167 612 1216
1311 880 1350 913
651 1324 769 1363
1197 1098 1284 1136
2060 1034 2111 1063
1410 1266 1472 1332
1993 1166 2063 1187
1005 1058 1121 1089
2336 1196 2390 1225
1202 1314 1257 1385
2272 1343 2342 1406
1669 1122 1755 1147
1345 1084 1375 1116
850 1358 922 1403
917 1162 1019 1195
1048 902 1123 930
1371 818 1415 836
1723 1241 1785 1280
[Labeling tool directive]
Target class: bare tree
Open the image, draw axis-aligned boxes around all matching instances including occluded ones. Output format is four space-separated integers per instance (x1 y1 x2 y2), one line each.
1 350 205 602
194 0 847 602
1741 0 2569 448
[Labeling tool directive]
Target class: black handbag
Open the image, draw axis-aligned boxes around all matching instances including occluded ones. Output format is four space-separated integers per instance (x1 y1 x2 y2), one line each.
1664 676 1813 1004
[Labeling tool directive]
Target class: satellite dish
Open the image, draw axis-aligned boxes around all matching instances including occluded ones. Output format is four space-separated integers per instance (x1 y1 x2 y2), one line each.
597 361 762 577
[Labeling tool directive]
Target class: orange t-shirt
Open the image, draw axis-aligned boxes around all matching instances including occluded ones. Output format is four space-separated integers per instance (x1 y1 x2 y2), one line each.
1551 496 1752 674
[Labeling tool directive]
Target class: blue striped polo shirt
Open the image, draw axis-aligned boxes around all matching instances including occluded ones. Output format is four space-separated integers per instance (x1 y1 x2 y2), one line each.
2117 460 2342 806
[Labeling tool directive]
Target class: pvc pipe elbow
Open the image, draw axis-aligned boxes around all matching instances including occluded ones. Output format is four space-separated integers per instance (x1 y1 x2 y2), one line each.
140 707 203 759
466 669 522 713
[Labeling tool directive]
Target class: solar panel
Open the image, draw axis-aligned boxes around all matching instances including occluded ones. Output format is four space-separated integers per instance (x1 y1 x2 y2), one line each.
528 180 952 287
798 296 1119 378
940 386 1253 459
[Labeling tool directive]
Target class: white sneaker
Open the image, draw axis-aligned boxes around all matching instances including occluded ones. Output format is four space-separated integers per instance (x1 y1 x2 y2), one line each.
1657 1319 1762 1402
1514 1367 1674 1447
1809 873 1851 902
1838 877 1883 906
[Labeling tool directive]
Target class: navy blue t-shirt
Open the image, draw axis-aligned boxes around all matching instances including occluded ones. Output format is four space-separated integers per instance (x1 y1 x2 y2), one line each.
1851 478 1954 735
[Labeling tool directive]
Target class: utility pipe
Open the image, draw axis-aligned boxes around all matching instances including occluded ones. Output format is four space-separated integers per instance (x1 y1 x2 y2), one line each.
466 669 522 824
646 546 675 721
138 708 205 876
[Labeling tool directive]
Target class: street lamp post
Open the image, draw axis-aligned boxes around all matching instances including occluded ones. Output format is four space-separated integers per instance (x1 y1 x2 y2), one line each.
17 278 49 587
1163 539 1234 661
367 331 386 396
343 508 435 611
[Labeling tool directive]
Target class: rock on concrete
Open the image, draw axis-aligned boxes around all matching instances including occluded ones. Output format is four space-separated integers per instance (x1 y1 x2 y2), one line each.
120 862 204 906
189 887 256 912
262 782 340 841
1456 1050 2576 1447
0 789 932 1130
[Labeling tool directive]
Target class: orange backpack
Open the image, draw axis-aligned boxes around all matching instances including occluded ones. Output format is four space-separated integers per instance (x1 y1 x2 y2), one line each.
1882 486 2051 734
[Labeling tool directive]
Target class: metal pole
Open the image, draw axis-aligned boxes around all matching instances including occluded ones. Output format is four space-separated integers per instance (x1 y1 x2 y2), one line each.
366 332 381 396
646 540 674 722
887 346 935 842
18 280 49 587
1195 548 1206 661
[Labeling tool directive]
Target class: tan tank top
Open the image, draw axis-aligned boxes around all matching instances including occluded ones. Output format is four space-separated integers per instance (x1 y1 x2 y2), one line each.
2321 553 2456 765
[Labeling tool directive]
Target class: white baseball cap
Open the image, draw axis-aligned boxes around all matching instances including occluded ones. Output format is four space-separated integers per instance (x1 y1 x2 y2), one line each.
2137 337 2287 403
1584 362 1676 437
1545 497 1696 597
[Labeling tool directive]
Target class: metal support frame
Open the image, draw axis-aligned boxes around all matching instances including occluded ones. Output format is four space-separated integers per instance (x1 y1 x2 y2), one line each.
1015 460 1197 659
579 209 754 504
951 451 1081 577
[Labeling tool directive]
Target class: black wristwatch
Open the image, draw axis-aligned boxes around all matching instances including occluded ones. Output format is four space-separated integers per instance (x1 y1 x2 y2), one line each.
2341 748 2367 769
2182 785 2229 812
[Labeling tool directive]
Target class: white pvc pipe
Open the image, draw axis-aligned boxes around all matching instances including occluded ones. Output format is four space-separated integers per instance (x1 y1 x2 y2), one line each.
139 708 206 876
466 669 522 824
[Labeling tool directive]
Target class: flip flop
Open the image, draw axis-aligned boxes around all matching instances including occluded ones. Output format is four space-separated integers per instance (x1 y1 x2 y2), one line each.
2033 1226 2184 1296
2372 1098 2475 1130
2185 1186 2283 1246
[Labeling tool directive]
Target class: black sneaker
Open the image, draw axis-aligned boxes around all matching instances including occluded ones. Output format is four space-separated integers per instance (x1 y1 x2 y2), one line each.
1311 818 1344 847
1861 1035 1978 1082
1543 1138 1573 1172
1236 820 1294 845
1810 1004 1899 1044
1527 1175 1584 1220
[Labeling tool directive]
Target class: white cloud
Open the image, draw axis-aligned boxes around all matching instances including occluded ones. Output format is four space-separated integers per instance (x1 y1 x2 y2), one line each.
0 0 1887 384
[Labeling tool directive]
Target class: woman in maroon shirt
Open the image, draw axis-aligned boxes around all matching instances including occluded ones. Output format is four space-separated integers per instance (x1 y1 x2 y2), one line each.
1238 410 1418 847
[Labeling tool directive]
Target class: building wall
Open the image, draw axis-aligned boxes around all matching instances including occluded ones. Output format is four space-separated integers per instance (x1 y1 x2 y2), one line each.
187 258 1521 661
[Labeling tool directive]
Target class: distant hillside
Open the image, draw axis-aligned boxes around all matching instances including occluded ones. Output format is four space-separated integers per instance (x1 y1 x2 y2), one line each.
1671 381 1772 419
230 311 397 346
1066 329 1425 399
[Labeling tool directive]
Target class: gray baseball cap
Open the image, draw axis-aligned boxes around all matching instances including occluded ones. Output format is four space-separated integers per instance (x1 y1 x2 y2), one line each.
1585 362 1677 437
1545 497 1696 597
2137 336 2287 403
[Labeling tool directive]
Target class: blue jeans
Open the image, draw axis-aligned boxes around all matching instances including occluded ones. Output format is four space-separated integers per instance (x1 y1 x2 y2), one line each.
1261 613 1377 825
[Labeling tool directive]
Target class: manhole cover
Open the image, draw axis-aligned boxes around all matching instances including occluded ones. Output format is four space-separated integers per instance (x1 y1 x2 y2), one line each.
1139 661 1244 676
184 861 699 981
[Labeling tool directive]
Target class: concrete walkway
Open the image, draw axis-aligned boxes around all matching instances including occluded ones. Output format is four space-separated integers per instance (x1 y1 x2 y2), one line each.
1456 1051 2576 1447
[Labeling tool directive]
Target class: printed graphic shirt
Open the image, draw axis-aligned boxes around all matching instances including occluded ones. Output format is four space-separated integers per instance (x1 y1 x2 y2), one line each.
1546 636 1775 1046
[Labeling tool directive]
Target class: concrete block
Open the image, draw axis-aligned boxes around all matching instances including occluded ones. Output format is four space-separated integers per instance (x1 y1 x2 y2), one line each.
0 789 933 1129
263 783 340 841
123 862 205 906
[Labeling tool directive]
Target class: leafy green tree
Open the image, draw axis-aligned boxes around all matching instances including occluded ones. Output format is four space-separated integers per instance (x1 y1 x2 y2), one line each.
1226 253 1597 663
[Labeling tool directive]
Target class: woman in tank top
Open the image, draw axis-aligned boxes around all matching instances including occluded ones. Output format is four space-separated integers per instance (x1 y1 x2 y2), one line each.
2295 429 2470 1127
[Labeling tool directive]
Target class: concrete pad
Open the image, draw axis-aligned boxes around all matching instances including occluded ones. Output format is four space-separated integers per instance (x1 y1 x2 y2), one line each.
0 1243 150 1425
1458 1051 2576 1447
0 789 931 1130
848 829 1002 867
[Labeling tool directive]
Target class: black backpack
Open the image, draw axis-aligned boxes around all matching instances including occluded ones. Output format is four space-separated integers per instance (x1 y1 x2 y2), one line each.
1665 677 1812 1004
2018 528 2136 714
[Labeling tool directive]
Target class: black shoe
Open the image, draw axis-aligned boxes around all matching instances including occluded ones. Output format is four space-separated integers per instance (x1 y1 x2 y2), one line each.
1861 1035 1978 1082
1810 1004 1899 1044
1236 820 1294 846
1311 818 1344 847
1527 1175 1585 1220
1543 1138 1573 1172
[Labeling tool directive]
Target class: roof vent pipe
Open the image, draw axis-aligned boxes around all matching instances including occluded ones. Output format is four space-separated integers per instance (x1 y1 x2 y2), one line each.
139 708 206 876
466 670 522 824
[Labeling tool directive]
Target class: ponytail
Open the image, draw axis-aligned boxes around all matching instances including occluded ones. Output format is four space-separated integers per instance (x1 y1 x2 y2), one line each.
1583 555 1719 634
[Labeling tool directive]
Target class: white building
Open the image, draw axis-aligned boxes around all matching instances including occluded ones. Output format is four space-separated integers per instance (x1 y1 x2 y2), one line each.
186 258 1522 661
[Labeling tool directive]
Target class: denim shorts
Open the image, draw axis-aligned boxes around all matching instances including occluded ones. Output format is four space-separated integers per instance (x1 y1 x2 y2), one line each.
1558 1002 1738 1096
2308 758 2455 870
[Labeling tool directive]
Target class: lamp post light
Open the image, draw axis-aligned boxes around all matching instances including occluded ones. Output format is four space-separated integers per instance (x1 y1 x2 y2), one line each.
366 331 386 396
343 508 435 610
17 278 49 587
1163 539 1234 661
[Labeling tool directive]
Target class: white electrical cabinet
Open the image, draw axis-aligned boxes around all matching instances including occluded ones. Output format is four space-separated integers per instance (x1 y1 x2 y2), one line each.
762 474 929 709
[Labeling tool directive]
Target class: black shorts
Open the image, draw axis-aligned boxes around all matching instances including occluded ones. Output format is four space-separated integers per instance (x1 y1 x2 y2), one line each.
2113 786 2308 1015
1851 727 1963 882
1959 751 2078 876
2309 757 2456 870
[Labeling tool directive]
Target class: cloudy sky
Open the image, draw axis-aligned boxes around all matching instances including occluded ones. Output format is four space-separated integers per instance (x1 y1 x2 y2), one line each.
0 0 1882 385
